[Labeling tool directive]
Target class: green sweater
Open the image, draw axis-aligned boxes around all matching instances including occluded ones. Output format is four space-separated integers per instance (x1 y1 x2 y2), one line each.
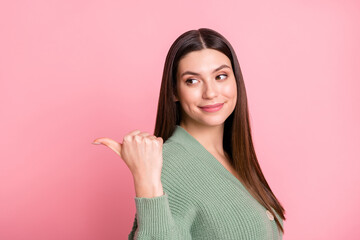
128 125 283 239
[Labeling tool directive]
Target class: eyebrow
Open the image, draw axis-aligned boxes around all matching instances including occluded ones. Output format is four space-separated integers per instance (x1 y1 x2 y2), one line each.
179 64 231 78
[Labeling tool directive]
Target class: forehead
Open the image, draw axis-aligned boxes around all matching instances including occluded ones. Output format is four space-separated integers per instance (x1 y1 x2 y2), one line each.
177 49 232 73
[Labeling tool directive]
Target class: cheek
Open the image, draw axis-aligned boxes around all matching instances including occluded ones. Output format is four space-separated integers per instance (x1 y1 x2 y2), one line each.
178 87 202 105
222 80 237 99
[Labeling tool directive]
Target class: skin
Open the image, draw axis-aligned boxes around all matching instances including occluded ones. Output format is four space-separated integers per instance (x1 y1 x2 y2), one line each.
91 48 239 198
175 48 238 169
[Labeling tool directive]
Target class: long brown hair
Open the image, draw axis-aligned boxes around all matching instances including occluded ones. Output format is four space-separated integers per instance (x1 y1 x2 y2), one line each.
154 28 286 234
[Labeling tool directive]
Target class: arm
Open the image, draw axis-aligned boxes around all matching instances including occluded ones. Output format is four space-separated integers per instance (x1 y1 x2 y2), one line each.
92 131 187 238
128 142 194 240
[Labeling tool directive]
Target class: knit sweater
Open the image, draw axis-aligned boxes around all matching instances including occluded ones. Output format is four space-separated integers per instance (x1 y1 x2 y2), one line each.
128 125 283 240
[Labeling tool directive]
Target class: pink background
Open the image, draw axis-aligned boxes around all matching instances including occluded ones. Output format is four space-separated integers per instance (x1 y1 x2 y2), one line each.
1 0 359 239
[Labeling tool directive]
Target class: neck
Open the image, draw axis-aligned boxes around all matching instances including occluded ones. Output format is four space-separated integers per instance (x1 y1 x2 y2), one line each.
180 120 225 157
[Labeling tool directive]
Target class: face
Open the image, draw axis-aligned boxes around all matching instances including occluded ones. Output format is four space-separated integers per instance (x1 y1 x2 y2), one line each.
175 48 237 128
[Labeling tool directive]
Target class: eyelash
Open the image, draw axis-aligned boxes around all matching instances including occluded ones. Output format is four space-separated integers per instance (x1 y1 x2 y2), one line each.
185 74 228 85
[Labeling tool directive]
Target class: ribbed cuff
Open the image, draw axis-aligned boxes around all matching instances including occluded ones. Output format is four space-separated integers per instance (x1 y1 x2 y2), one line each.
134 191 175 235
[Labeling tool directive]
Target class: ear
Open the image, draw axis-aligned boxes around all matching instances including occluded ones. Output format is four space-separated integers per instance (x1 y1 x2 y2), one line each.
173 94 179 102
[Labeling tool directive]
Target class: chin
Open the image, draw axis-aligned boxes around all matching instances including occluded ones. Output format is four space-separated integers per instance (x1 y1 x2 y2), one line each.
196 117 228 127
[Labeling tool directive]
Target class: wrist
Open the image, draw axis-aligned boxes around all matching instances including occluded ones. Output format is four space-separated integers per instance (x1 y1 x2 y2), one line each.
133 178 163 198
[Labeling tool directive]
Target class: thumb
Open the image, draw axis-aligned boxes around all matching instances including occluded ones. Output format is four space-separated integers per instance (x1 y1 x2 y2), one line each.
92 137 122 158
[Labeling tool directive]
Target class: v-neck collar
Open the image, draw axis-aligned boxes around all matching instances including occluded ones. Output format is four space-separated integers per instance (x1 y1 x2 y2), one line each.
167 125 250 194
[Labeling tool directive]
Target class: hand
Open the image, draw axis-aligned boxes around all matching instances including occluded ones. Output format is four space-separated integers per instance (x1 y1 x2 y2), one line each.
92 129 164 198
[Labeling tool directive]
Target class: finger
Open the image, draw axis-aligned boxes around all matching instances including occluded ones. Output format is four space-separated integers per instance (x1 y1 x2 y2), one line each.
138 132 151 137
123 129 141 143
127 129 141 136
156 137 163 144
92 137 122 158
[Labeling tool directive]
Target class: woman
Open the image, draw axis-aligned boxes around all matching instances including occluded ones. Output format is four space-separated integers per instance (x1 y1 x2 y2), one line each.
92 28 286 239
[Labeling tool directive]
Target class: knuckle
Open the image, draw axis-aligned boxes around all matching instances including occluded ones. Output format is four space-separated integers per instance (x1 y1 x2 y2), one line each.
123 135 131 143
154 138 162 146
134 135 142 142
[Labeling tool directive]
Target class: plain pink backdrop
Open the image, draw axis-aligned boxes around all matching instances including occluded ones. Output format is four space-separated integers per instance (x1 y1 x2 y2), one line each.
1 0 359 239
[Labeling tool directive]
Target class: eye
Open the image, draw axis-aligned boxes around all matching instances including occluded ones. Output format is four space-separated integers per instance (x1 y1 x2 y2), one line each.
185 79 199 85
216 74 228 80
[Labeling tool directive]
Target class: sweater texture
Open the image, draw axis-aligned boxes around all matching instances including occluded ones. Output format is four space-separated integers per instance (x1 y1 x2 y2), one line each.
128 125 283 239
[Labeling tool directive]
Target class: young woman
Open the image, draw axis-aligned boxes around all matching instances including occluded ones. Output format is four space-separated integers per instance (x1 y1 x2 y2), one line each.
92 28 286 239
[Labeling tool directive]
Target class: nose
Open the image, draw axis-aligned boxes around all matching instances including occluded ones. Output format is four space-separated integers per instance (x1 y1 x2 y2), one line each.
202 80 218 99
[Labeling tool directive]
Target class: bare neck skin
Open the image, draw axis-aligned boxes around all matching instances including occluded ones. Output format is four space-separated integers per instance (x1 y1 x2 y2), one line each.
180 120 227 159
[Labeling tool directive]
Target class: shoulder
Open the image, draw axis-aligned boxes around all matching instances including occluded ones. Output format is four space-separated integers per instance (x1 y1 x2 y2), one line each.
160 140 196 186
163 139 187 155
162 140 194 167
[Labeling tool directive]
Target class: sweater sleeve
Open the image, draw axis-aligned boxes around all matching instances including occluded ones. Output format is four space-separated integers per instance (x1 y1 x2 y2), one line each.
127 192 183 239
127 141 194 239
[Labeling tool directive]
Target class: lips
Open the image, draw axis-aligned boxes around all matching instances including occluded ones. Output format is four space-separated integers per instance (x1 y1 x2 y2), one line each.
199 103 224 112
200 103 224 108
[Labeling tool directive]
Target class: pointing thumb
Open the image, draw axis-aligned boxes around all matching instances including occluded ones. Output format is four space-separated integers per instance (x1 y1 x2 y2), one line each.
92 137 122 158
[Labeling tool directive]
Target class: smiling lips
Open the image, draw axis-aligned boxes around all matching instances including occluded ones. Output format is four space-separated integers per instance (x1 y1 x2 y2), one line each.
199 103 224 112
